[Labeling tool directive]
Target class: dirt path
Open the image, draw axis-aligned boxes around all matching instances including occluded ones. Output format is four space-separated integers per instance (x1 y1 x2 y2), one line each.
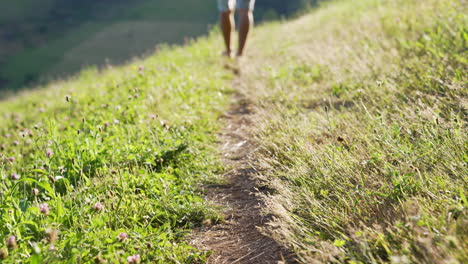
190 73 296 263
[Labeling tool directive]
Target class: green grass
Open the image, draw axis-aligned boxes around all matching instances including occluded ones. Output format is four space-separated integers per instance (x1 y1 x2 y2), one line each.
1 0 466 263
0 33 232 263
244 0 467 262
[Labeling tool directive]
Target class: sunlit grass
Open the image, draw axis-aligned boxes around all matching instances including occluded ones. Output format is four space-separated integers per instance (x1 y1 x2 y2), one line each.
246 0 467 262
0 36 231 263
1 0 466 263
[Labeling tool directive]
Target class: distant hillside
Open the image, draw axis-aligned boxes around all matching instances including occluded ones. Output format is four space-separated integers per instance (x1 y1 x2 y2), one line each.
0 0 322 92
0 0 216 92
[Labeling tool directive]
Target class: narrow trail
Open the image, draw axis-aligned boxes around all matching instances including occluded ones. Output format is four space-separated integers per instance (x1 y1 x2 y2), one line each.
191 76 295 263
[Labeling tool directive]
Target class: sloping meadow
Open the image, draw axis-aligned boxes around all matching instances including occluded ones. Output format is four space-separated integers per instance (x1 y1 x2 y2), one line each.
0 38 231 263
247 0 467 262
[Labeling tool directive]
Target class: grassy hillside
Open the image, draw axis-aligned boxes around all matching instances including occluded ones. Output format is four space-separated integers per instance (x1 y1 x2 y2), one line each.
244 0 467 262
0 0 319 92
0 0 466 263
0 0 217 91
0 34 232 263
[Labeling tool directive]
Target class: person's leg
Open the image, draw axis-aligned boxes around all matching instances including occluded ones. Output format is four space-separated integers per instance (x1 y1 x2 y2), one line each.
220 11 235 56
218 0 236 57
236 0 255 56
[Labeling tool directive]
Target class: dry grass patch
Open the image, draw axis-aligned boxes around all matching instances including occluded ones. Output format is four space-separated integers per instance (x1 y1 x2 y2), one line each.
242 0 467 262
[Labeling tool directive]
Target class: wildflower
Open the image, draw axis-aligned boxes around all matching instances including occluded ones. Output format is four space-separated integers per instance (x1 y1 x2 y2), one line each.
93 202 104 212
10 173 20 180
13 141 19 146
32 188 39 196
46 148 53 158
45 228 59 245
113 119 120 124
8 157 15 163
127 254 140 264
6 236 17 249
40 203 50 215
117 232 128 242
25 129 33 137
0 248 8 259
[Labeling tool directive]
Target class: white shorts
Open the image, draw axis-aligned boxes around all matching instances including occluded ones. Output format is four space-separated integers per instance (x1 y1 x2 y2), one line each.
217 0 255 12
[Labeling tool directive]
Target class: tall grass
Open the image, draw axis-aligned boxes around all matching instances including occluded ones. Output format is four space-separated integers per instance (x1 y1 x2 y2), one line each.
247 0 467 262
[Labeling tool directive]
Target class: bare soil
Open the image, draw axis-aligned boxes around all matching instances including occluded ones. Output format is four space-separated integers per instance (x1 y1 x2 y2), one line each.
190 83 296 264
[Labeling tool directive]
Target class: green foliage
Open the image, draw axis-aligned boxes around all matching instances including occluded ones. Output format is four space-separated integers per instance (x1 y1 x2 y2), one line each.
0 38 231 263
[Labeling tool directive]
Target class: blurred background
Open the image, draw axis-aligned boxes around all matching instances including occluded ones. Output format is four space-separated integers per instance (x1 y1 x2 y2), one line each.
0 0 323 92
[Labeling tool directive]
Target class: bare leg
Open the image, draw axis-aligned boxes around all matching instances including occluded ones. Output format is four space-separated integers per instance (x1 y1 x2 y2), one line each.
237 8 253 57
220 10 235 57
